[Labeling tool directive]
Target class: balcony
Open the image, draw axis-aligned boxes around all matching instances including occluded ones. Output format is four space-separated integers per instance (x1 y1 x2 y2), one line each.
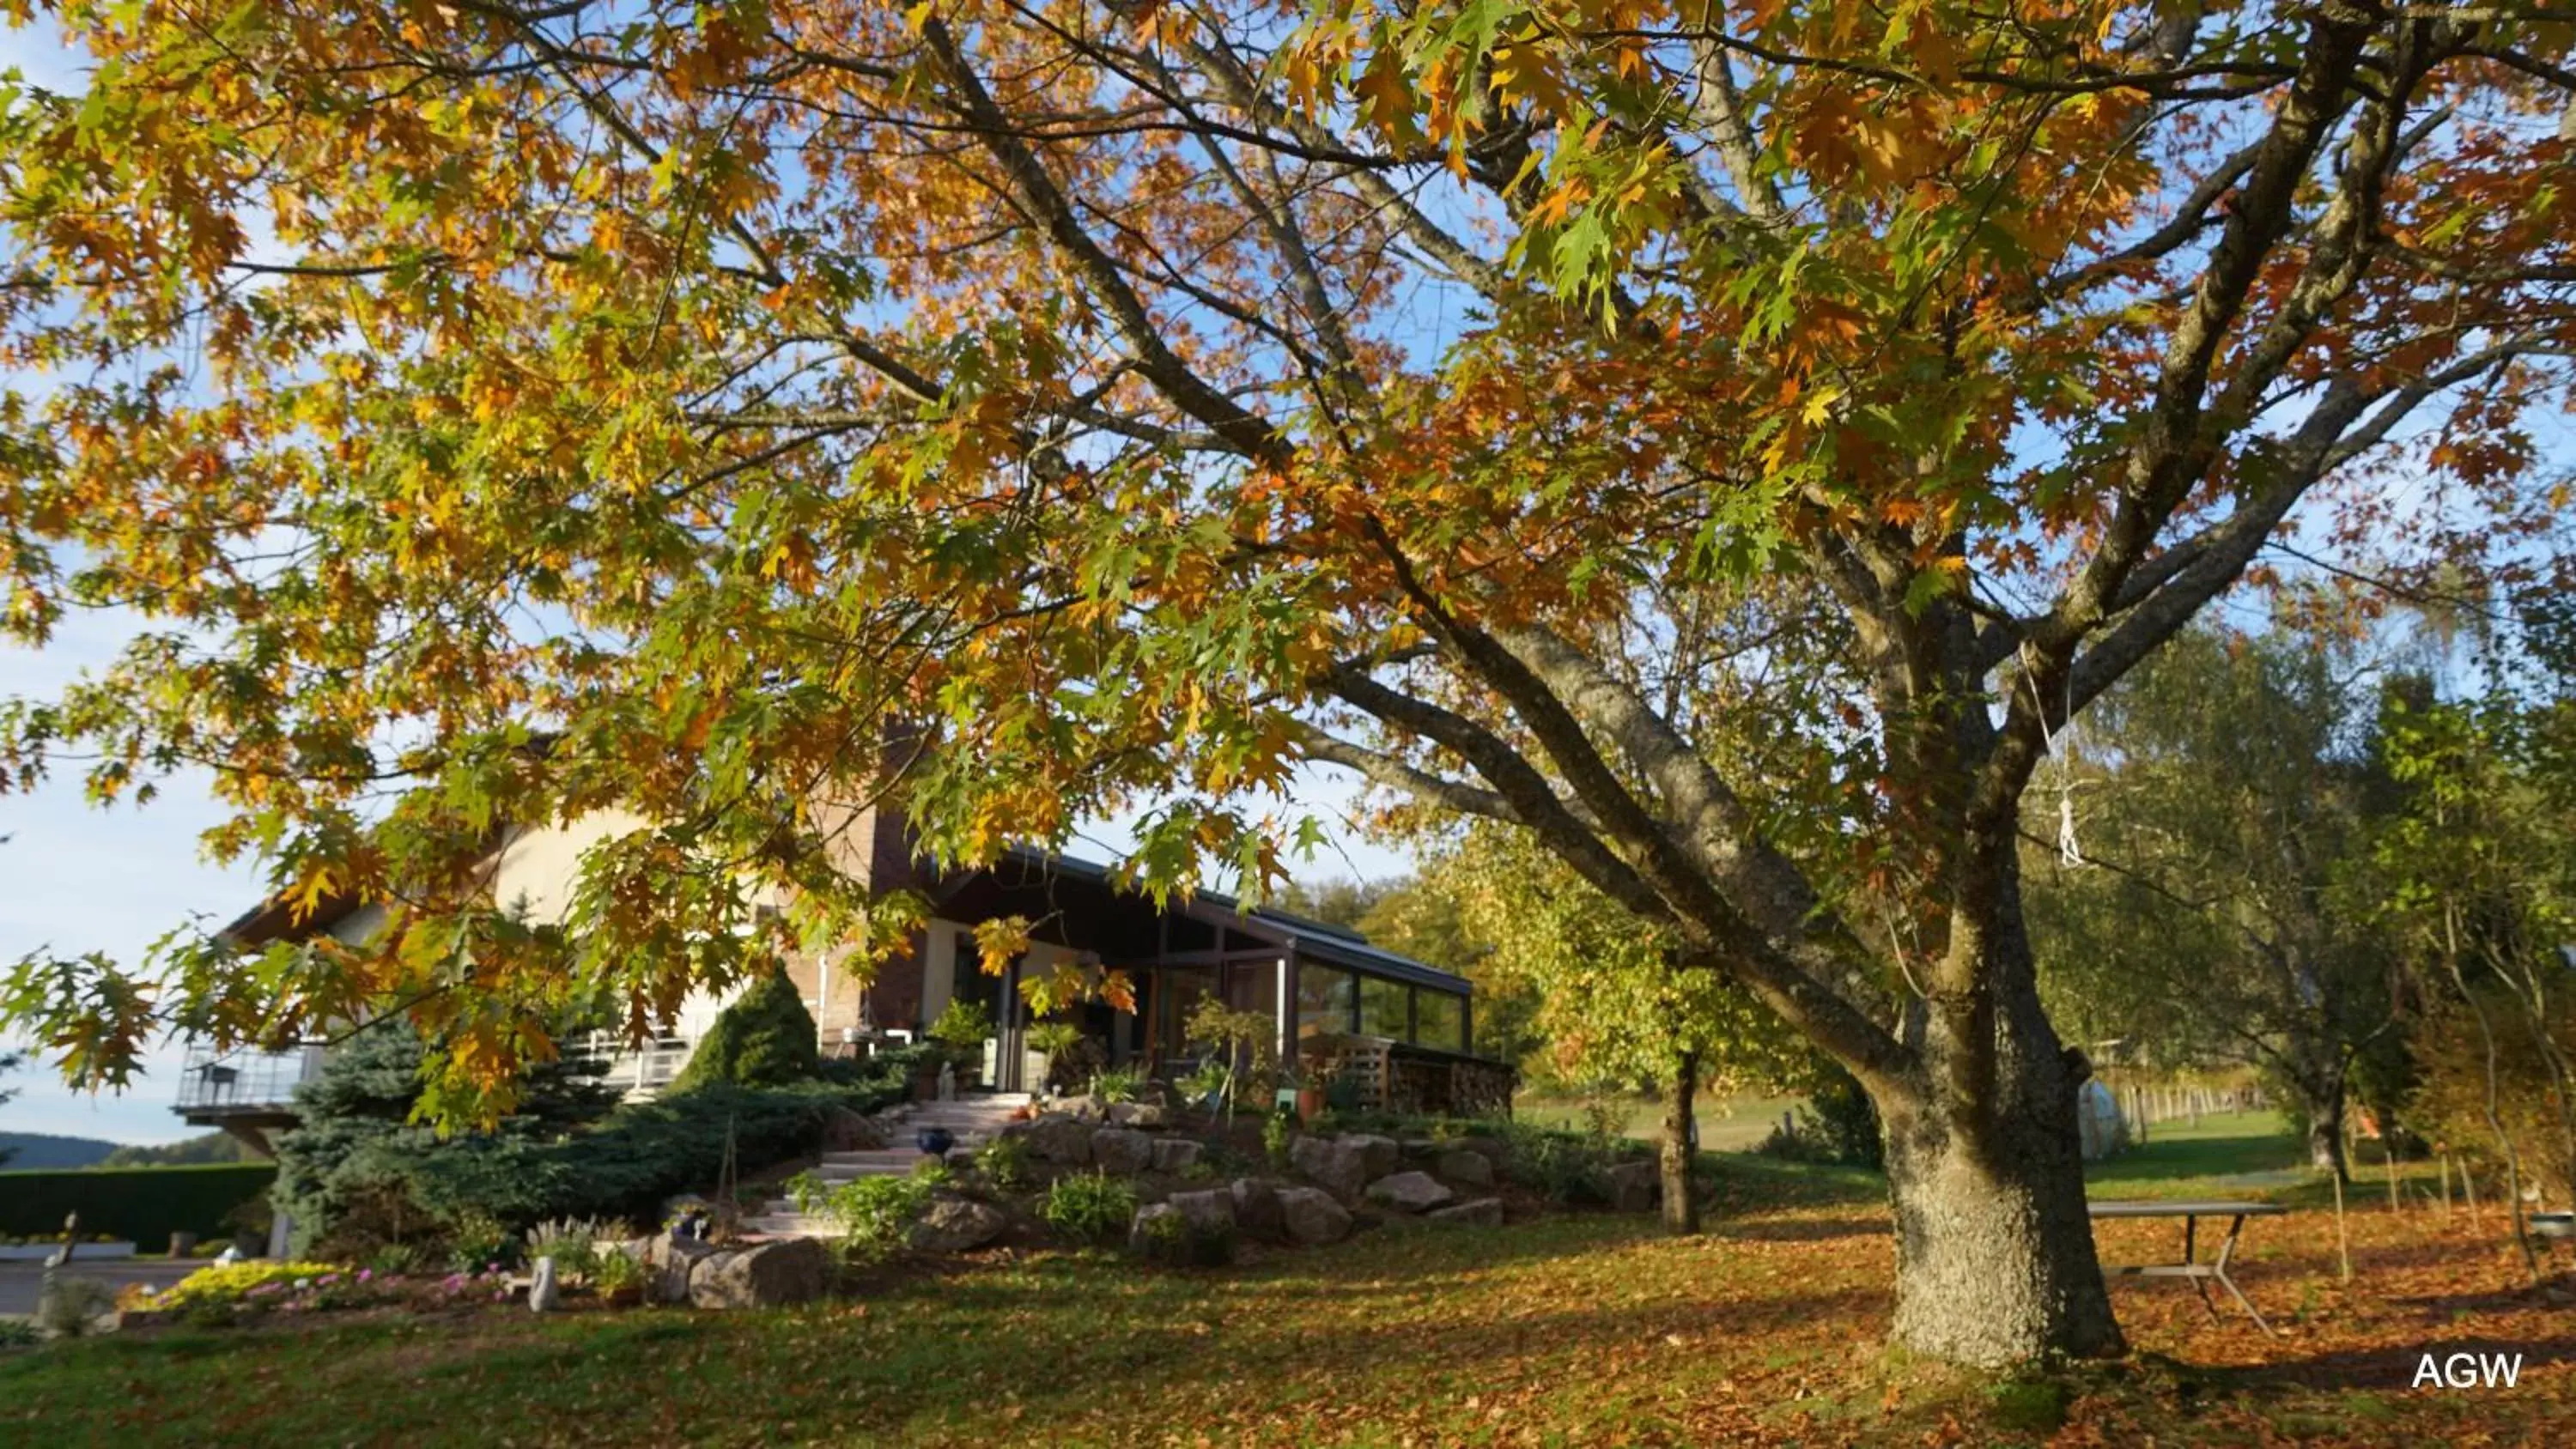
173 1041 322 1134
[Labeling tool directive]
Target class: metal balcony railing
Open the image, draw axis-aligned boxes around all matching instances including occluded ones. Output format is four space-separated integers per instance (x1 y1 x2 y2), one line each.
174 1040 322 1113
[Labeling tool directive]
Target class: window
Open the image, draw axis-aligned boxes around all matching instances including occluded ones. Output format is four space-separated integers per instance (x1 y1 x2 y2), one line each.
1358 975 1410 1040
1414 991 1466 1053
1296 964 1353 1042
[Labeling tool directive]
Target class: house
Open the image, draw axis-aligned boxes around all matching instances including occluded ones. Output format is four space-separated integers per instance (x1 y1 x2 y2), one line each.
178 801 1513 1141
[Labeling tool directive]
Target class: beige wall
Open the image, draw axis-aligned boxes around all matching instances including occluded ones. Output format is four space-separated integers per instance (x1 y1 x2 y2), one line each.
486 809 656 926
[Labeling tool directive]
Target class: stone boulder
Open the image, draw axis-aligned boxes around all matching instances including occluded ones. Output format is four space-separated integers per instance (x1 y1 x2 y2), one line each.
1109 1100 1170 1129
1168 1187 1236 1238
688 1238 829 1310
1288 1134 1367 1200
1347 1134 1401 1180
910 1195 1009 1253
821 1106 889 1151
1091 1127 1156 1175
1364 1171 1456 1214
1128 1202 1182 1258
1229 1177 1285 1238
1007 1113 1096 1165
1427 1197 1504 1228
1602 1160 1660 1213
645 1234 720 1304
1437 1149 1496 1187
1150 1137 1203 1174
1130 1191 1236 1265
1276 1185 1354 1246
1452 1135 1508 1163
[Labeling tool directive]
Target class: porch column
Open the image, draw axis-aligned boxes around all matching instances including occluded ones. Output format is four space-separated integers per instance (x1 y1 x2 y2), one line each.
1275 953 1293 1066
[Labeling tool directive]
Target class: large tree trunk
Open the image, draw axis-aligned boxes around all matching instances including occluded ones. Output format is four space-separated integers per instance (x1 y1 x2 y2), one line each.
1660 1047 1701 1234
1880 870 2124 1365
2299 1066 2350 1182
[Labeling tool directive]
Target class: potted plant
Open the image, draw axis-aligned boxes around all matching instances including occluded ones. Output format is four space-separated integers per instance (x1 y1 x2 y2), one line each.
1026 1020 1088 1095
927 997 996 1088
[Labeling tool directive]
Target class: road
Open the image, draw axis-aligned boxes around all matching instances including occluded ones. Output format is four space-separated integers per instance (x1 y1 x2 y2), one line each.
0 1258 198 1317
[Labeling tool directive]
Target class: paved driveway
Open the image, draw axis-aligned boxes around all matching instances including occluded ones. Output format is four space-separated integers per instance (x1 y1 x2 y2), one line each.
0 1259 198 1317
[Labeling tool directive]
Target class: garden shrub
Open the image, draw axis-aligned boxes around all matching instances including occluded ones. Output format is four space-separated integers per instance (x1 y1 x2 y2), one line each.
1041 1170 1138 1243
0 1162 277 1246
817 1172 939 1260
667 966 822 1091
1496 1122 1624 1205
284 1032 909 1255
0 1319 39 1349
974 1133 1032 1191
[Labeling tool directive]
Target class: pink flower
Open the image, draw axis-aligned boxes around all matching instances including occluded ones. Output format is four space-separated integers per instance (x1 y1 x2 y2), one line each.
356 1269 373 1282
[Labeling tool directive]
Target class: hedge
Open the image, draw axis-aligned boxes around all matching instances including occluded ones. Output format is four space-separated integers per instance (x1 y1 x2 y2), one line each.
0 1162 276 1246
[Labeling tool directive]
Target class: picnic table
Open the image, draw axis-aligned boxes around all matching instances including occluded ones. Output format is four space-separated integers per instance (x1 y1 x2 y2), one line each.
2088 1198 2285 1335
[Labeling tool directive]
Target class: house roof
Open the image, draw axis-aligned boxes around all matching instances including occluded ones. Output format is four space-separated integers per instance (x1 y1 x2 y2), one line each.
993 845 1473 994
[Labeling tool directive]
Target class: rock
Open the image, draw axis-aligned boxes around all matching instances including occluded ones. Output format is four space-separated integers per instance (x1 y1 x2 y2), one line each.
1437 1149 1496 1187
1398 1137 1441 1161
1128 1202 1182 1257
1229 1177 1284 1238
1150 1137 1203 1174
528 1256 562 1313
821 1106 888 1151
1289 1134 1367 1200
646 1234 720 1304
1091 1127 1156 1175
1275 1185 1354 1246
1453 1135 1508 1162
909 1195 1009 1253
1168 1188 1236 1237
1602 1161 1660 1213
1010 1113 1096 1165
1346 1134 1401 1180
688 1237 829 1310
1427 1197 1504 1228
1364 1171 1456 1214
1109 1100 1170 1129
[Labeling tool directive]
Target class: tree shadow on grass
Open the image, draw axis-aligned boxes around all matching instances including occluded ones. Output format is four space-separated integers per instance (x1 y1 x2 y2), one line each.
2174 1331 2576 1392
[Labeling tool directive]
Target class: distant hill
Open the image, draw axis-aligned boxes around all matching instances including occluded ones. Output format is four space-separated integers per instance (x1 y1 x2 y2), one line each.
101 1131 257 1166
0 1131 120 1169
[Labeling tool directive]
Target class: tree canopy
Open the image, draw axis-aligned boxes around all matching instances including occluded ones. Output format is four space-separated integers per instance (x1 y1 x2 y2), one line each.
3 0 2572 1363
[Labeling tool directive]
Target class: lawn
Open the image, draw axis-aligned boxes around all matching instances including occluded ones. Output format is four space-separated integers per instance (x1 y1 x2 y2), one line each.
6 1130 2568 1446
1516 1090 1807 1150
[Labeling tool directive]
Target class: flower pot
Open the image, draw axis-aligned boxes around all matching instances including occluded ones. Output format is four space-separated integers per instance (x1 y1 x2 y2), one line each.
1296 1088 1326 1125
915 1126 956 1156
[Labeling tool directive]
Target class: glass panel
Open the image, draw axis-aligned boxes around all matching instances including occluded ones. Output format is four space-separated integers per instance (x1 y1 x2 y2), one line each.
1296 964 1353 1044
1162 967 1216 1059
1414 991 1466 1054
1224 959 1278 1022
1358 974 1411 1040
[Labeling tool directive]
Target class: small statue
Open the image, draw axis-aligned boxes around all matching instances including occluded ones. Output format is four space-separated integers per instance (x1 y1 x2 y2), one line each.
936 1060 957 1101
529 1256 561 1313
45 1211 80 1268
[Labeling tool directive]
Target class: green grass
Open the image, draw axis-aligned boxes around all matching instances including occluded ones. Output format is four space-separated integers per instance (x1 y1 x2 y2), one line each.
2082 1110 2309 1198
8 1114 2550 1446
1515 1091 1807 1149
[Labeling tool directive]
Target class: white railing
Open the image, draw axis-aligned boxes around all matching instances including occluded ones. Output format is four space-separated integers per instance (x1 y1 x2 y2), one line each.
588 1033 696 1099
174 1040 321 1113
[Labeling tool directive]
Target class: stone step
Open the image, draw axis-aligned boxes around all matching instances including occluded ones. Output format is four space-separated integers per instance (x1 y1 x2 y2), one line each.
741 1210 840 1237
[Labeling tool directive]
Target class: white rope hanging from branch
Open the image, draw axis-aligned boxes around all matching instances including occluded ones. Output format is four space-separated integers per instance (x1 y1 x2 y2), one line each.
2021 646 2085 868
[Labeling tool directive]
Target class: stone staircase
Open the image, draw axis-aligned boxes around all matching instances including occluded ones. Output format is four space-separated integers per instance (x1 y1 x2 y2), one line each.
741 1092 1035 1238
